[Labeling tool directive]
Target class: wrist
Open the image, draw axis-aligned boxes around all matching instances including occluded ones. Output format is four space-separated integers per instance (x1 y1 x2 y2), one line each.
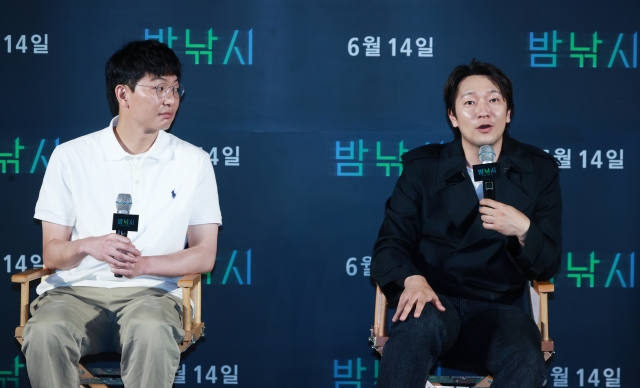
404 275 427 288
137 256 151 276
517 233 527 247
77 237 93 257
517 218 531 245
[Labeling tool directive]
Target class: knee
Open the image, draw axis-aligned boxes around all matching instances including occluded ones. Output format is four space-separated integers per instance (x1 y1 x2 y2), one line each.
522 349 547 380
390 305 447 341
504 345 547 382
121 306 183 347
124 315 173 341
22 318 81 360
24 317 77 344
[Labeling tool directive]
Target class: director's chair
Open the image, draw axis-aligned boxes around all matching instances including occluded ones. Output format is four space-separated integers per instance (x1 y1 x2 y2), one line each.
12 268 205 387
369 281 554 387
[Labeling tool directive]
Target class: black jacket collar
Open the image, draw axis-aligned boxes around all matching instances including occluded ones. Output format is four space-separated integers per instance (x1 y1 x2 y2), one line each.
436 135 535 184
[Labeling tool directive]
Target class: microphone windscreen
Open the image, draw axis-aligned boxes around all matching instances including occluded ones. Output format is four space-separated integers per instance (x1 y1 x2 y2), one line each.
116 193 132 213
479 145 496 164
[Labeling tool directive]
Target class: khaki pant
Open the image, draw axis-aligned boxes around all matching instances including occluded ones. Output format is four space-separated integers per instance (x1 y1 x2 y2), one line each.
22 287 185 388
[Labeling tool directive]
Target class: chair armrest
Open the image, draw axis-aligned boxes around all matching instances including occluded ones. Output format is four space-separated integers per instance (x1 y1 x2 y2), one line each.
370 284 389 355
11 268 53 283
177 273 201 288
530 280 553 350
14 268 53 333
178 273 202 333
533 280 554 294
372 285 388 338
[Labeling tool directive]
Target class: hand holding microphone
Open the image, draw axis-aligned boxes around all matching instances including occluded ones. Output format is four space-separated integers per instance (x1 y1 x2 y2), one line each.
112 193 140 277
473 146 530 242
473 144 498 200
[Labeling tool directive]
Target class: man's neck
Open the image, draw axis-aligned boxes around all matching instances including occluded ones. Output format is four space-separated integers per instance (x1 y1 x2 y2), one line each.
113 120 160 155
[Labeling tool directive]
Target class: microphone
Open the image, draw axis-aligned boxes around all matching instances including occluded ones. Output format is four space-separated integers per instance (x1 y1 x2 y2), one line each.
112 193 139 277
472 145 500 200
478 144 496 164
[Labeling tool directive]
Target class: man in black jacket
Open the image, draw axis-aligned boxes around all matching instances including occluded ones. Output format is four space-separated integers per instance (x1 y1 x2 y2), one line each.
371 60 562 388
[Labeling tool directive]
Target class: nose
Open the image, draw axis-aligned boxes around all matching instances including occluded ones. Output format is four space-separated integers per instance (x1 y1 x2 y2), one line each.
163 89 177 105
476 99 490 117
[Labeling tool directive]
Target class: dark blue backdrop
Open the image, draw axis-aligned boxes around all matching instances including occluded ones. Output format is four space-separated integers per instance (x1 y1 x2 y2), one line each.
2 1 639 387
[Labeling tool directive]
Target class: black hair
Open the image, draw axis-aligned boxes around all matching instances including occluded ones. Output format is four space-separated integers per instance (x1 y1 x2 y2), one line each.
443 60 514 138
105 40 182 116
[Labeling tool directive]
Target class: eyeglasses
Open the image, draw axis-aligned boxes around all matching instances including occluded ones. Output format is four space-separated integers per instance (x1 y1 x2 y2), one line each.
135 83 185 99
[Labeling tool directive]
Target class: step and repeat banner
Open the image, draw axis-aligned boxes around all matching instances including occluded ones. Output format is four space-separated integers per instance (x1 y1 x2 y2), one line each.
2 0 639 387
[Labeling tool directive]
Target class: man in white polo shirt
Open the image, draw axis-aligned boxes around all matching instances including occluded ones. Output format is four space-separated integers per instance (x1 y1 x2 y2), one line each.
21 40 222 388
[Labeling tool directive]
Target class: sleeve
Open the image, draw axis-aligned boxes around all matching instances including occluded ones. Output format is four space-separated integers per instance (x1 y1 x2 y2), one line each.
506 160 562 280
371 162 425 301
189 151 222 226
33 146 76 226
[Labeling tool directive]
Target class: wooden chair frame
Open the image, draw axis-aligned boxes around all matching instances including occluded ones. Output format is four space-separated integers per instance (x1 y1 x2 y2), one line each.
12 268 205 388
369 281 554 387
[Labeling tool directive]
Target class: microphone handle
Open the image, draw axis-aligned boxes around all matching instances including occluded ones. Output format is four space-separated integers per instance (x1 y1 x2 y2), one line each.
114 229 128 278
483 180 496 200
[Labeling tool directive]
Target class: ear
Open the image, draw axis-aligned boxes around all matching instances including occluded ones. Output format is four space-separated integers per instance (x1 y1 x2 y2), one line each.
506 109 511 123
448 109 459 128
115 85 130 110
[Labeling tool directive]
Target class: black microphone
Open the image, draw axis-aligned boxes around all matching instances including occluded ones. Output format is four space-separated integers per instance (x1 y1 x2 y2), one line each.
112 193 139 277
472 145 500 200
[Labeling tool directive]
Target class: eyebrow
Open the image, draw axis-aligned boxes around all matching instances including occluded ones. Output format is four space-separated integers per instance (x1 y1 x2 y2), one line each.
460 89 502 97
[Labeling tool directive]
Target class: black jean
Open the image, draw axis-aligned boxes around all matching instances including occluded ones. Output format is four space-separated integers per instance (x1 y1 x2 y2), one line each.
377 293 547 388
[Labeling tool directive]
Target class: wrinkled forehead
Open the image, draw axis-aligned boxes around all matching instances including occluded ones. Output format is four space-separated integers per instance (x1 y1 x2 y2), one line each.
457 75 503 98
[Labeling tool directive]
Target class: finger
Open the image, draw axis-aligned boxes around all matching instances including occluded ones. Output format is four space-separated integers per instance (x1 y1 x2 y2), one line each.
109 264 131 277
413 299 427 318
399 297 417 321
479 198 490 207
107 234 133 245
482 221 496 231
109 246 139 262
106 255 135 268
481 214 495 225
105 235 140 253
479 198 499 208
392 298 407 322
107 252 136 265
110 242 139 253
431 296 446 312
479 205 496 215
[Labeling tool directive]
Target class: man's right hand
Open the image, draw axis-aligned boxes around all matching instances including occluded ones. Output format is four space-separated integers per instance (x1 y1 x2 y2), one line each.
83 234 141 269
42 221 140 270
392 275 445 322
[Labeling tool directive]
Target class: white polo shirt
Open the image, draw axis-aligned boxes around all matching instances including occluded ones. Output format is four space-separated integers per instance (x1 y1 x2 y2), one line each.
34 117 222 297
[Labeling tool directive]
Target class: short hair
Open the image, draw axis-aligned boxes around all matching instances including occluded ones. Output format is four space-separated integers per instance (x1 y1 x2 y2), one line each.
443 60 514 138
105 40 182 116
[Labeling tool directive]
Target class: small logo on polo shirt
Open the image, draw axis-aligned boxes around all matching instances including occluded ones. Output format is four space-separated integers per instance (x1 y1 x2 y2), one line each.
171 189 176 199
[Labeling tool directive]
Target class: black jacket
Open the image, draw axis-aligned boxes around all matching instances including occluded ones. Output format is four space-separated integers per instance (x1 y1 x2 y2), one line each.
371 136 562 304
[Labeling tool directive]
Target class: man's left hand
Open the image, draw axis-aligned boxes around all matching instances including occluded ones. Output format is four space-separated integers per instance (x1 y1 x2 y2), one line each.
479 198 530 246
109 255 147 278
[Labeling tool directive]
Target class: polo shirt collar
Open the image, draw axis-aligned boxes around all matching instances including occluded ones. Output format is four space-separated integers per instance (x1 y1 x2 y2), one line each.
101 116 173 161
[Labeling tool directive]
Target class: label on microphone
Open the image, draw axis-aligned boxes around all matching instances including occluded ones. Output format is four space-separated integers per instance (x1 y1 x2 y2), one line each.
112 214 139 232
472 163 501 181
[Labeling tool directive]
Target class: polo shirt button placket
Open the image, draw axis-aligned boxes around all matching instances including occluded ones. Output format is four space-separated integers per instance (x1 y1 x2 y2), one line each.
134 160 144 198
